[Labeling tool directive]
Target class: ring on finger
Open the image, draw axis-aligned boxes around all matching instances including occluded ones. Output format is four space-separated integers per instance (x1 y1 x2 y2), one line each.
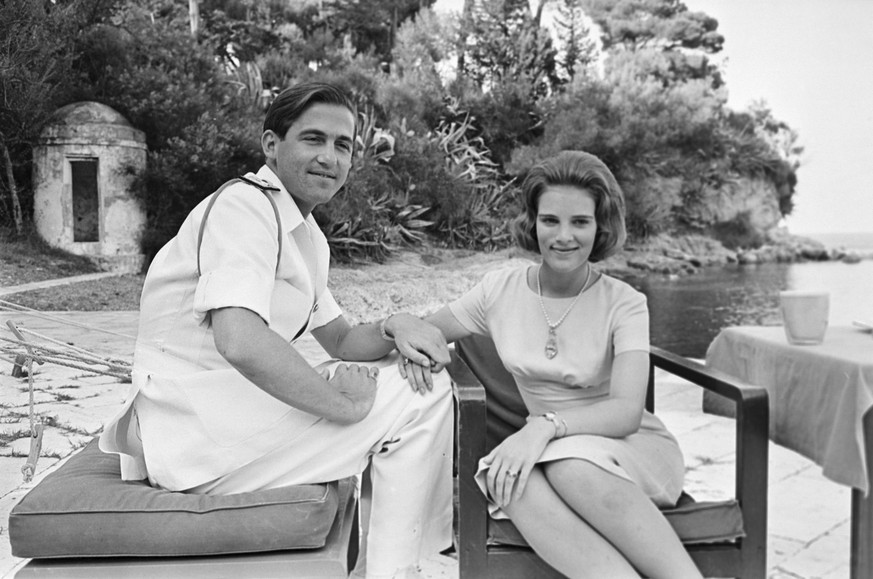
506 471 518 479
403 357 410 365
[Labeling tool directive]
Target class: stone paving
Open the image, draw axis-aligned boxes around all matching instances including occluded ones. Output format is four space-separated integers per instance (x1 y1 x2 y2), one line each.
0 309 852 578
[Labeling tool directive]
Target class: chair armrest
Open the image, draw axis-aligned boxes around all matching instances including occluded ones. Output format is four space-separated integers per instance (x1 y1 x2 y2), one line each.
651 346 768 407
650 345 769 558
447 353 489 577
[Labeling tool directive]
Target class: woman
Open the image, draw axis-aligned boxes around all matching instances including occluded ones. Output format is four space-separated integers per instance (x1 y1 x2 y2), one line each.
403 151 701 578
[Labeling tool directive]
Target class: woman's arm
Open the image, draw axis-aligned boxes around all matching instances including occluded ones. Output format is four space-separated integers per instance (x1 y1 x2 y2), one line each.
311 312 452 368
486 350 649 506
425 306 476 343
533 350 649 438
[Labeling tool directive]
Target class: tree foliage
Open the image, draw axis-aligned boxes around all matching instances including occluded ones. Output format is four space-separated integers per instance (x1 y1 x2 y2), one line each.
580 0 724 86
0 0 91 232
327 0 436 64
457 0 561 97
1 0 801 258
552 0 600 81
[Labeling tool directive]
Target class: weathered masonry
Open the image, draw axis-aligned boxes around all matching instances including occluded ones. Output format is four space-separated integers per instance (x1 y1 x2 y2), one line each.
33 102 147 273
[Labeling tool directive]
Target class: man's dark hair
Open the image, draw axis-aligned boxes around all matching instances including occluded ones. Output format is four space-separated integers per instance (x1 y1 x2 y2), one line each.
263 82 357 139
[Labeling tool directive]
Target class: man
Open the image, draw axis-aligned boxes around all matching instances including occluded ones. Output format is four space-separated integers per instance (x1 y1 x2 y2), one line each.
100 82 453 579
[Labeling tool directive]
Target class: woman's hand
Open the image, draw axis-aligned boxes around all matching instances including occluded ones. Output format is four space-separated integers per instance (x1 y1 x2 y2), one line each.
386 314 450 391
397 356 435 394
485 418 555 507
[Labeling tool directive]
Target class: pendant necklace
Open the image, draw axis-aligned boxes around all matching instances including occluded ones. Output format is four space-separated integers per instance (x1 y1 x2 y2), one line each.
536 264 592 359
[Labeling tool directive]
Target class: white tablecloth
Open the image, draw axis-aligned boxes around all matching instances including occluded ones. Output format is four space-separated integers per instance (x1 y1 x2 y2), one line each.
706 325 873 493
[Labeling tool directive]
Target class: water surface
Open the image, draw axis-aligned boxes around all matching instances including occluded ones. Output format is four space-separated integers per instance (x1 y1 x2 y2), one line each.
627 259 873 358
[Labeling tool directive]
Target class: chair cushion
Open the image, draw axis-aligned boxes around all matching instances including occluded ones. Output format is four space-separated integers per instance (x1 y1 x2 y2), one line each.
9 439 353 559
488 492 745 546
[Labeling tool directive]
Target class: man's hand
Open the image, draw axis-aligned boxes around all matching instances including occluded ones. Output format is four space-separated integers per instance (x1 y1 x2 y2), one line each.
322 364 379 424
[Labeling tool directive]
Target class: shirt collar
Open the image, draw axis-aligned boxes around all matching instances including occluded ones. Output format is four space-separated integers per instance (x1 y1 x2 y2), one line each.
253 165 311 233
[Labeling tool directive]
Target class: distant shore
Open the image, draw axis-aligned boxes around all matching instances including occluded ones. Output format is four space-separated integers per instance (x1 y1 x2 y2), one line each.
597 230 873 278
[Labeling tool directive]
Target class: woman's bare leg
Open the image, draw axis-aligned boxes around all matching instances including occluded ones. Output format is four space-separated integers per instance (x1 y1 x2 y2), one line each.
544 459 702 579
503 465 640 579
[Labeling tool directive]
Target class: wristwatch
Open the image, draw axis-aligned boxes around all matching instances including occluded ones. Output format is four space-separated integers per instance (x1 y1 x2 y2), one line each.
541 411 568 438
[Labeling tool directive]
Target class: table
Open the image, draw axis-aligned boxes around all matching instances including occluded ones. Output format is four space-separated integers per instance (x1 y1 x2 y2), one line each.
706 325 873 579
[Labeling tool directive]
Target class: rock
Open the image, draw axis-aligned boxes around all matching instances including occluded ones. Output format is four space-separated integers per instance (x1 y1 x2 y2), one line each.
738 251 758 265
663 248 691 261
800 247 829 261
691 177 783 238
830 247 873 263
842 252 862 264
637 233 737 268
626 254 697 275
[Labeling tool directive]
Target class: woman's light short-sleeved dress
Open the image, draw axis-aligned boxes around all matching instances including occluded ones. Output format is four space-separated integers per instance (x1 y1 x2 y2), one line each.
448 266 685 512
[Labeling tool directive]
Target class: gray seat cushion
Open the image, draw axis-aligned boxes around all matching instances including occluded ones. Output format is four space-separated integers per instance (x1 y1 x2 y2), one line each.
9 439 354 559
488 492 744 546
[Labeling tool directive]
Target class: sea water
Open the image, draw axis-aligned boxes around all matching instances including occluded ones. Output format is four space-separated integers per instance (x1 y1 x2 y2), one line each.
629 232 873 358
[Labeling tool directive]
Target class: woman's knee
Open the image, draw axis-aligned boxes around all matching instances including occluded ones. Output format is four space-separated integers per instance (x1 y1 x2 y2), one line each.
545 461 662 531
543 458 604 485
543 459 631 509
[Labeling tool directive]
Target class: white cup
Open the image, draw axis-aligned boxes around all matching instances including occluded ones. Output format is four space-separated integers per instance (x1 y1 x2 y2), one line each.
779 290 829 345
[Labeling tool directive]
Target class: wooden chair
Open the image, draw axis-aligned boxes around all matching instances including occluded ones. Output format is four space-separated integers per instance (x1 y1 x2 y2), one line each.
448 335 769 579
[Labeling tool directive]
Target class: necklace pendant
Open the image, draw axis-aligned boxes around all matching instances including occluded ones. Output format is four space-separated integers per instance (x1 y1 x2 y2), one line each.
545 329 558 359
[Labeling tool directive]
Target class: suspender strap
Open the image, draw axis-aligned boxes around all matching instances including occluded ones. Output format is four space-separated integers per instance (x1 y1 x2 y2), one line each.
196 177 283 276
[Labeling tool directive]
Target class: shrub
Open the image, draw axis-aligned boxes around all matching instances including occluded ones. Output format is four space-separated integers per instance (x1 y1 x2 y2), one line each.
381 8 454 133
134 111 262 261
314 163 395 263
390 109 517 250
315 108 432 263
450 79 546 168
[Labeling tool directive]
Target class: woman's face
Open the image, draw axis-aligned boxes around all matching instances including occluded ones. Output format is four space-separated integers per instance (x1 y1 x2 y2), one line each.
535 184 598 275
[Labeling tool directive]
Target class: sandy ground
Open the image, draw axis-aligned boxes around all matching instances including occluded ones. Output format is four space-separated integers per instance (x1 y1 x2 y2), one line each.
327 247 534 324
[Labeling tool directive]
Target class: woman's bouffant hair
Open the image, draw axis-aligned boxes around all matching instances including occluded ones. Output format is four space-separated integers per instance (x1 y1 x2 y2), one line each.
511 151 627 263
263 82 357 139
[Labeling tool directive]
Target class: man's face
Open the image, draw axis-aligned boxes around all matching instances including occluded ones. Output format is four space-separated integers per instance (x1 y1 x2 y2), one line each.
262 103 356 216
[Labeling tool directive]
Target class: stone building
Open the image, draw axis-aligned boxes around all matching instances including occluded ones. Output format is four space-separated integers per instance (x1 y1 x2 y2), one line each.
32 102 147 273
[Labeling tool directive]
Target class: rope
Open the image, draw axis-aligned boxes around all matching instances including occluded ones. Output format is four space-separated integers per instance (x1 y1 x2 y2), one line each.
0 336 132 380
5 321 45 482
2 329 130 367
0 299 137 340
2 316 134 482
21 355 43 483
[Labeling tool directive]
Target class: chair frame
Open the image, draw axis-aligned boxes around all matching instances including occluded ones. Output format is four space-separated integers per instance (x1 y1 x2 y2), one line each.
449 345 769 579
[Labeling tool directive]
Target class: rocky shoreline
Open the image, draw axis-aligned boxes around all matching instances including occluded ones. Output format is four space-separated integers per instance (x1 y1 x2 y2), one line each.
328 230 869 325
598 230 872 277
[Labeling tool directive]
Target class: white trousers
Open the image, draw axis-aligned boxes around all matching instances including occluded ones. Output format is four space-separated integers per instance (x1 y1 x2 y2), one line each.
187 355 454 579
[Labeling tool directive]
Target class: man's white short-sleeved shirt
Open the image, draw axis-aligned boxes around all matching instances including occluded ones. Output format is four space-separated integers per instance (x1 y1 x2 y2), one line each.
136 164 342 372
99 165 345 486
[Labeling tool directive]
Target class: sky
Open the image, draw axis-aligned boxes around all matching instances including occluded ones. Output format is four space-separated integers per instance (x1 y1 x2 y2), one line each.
433 0 873 236
684 0 873 235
